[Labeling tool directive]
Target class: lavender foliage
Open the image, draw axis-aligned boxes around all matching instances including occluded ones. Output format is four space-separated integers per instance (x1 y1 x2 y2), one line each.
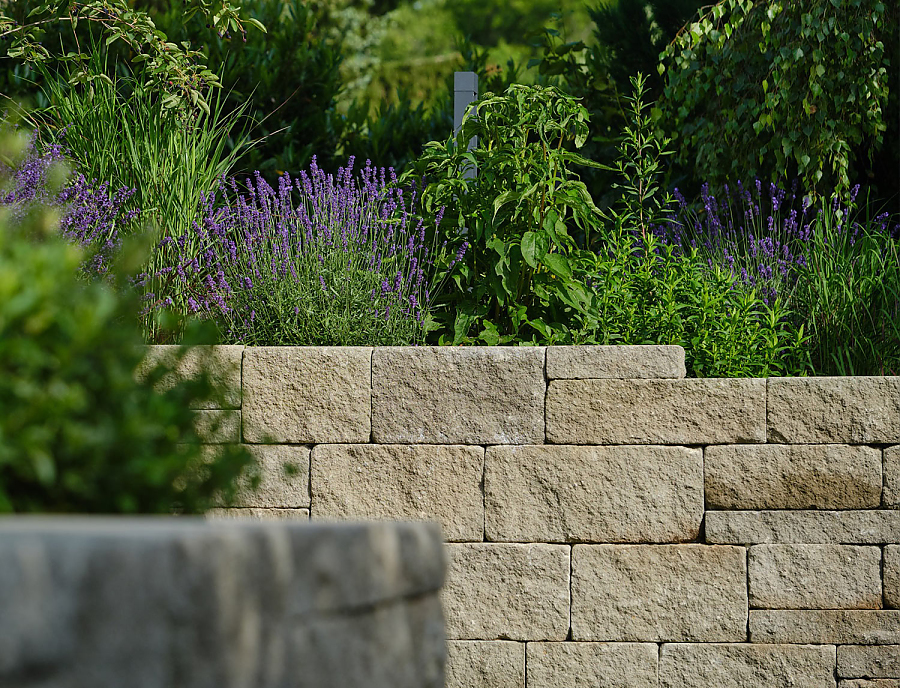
0 133 139 277
148 157 459 345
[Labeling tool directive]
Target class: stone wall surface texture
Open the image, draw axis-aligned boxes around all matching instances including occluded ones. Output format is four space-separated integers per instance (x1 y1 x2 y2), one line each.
0 517 446 688
146 344 900 687
748 544 883 609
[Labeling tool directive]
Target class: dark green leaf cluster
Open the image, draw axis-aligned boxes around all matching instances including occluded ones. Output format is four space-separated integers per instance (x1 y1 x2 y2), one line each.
0 0 264 114
138 0 346 176
659 0 895 196
0 129 254 513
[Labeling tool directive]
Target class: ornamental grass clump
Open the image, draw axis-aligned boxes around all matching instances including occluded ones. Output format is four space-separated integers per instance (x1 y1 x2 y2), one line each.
150 157 457 346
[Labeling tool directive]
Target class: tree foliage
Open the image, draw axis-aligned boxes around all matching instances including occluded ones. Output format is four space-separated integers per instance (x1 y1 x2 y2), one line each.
0 0 264 113
658 0 894 196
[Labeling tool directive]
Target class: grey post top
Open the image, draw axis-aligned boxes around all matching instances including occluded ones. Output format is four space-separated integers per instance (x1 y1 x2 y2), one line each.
454 71 478 92
453 71 479 180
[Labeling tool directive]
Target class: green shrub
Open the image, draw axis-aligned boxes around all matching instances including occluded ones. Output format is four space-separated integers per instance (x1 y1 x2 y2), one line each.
587 227 810 377
0 127 253 514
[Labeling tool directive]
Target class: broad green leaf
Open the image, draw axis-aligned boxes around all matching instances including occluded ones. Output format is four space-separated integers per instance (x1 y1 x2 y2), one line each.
521 231 539 269
541 253 572 279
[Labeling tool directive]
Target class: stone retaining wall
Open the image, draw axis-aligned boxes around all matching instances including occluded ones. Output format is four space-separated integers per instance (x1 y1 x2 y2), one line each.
147 344 900 688
0 517 445 688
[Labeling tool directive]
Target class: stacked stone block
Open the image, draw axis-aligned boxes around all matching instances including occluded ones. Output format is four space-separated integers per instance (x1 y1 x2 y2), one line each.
155 344 900 687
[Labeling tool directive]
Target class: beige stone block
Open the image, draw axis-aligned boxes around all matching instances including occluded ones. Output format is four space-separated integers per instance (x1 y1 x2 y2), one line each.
232 444 310 508
485 445 702 543
887 447 899 508
571 545 747 642
706 511 900 545
768 377 900 444
887 547 900 609
706 444 882 510
446 641 524 688
137 345 243 409
750 610 900 644
311 444 483 542
242 347 371 443
840 680 900 687
443 543 569 641
206 508 310 520
659 643 836 688
838 645 900 678
545 345 685 379
527 642 658 688
371 347 545 444
547 378 765 445
191 410 241 443
749 545 882 609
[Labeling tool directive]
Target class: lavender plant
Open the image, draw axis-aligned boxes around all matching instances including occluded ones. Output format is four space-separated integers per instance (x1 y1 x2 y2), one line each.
0 130 139 278
147 157 459 346
654 179 819 306
657 180 900 375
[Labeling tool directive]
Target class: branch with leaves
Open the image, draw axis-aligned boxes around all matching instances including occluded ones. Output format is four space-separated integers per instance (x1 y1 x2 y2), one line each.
658 0 891 195
0 0 265 113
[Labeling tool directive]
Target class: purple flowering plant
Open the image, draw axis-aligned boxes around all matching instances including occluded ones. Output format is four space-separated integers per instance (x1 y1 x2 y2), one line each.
146 156 462 346
654 179 900 375
0 128 139 278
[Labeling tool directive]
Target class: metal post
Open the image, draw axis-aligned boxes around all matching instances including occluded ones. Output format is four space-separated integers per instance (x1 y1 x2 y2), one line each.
453 71 478 179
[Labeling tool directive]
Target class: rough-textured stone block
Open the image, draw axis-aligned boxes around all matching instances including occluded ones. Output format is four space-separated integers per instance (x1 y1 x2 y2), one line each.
887 547 900 609
887 447 900 508
243 347 371 443
750 610 900 644
192 410 241 443
545 345 685 379
547 378 765 445
768 377 900 443
443 543 569 641
372 347 545 444
572 545 747 642
0 518 445 688
446 641 524 688
840 681 900 687
207 508 310 520
138 345 243 409
234 444 310 508
705 444 882 509
311 444 483 541
527 642 658 688
838 646 900 678
706 511 900 544
749 544 882 609
485 445 702 543
659 643 836 688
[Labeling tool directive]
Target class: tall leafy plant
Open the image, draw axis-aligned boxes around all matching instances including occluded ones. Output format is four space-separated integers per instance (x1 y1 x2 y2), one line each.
590 74 810 377
405 83 604 344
